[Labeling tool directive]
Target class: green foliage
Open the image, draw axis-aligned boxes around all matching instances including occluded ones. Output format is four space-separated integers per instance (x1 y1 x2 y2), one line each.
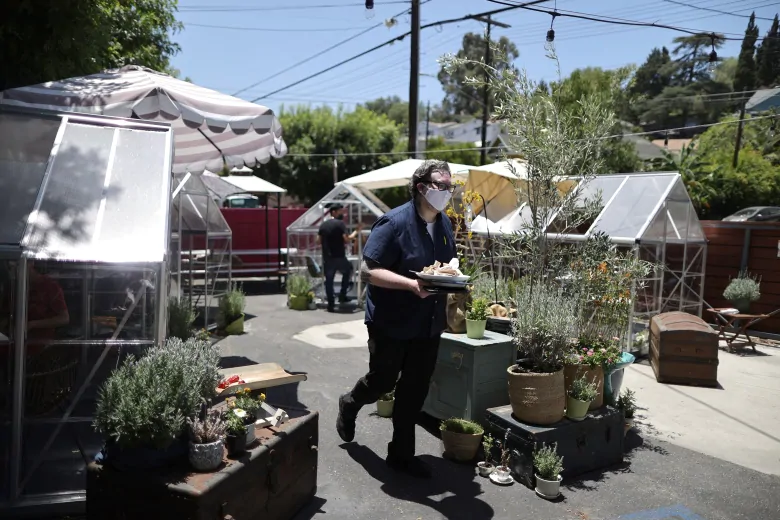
0 0 182 90
617 388 637 419
423 137 481 166
723 271 761 303
168 297 196 340
224 410 247 435
533 443 564 480
466 297 490 321
187 410 226 444
286 274 311 298
568 375 598 403
378 389 394 401
94 337 221 449
571 336 622 369
756 15 780 87
734 13 759 93
437 32 519 118
219 284 245 322
439 417 484 435
228 388 264 415
482 433 495 464
261 105 400 204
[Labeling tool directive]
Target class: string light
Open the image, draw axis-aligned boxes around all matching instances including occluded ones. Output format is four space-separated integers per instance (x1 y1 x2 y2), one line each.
365 0 375 19
546 11 558 42
664 132 669 149
708 34 718 73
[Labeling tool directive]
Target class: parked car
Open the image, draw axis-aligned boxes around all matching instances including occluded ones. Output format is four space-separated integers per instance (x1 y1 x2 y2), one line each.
722 206 780 222
223 194 260 208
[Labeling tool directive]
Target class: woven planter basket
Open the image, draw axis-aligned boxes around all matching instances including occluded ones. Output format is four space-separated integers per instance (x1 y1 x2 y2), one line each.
564 364 604 410
507 366 565 425
441 429 483 462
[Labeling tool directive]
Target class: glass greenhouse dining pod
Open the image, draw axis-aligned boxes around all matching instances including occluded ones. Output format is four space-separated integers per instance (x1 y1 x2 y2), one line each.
473 172 707 345
0 105 173 516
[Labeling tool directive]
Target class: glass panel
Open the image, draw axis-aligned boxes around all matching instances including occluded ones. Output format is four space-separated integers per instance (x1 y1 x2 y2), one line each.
172 174 231 235
24 123 114 258
96 129 171 262
546 176 626 234
665 201 692 242
0 259 15 500
592 174 676 240
0 113 61 245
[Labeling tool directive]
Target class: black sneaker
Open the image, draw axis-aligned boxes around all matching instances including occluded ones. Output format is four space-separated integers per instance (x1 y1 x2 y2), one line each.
385 455 432 479
338 295 353 304
336 394 356 443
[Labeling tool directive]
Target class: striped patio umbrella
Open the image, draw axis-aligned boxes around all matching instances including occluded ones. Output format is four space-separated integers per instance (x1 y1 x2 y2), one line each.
0 65 287 174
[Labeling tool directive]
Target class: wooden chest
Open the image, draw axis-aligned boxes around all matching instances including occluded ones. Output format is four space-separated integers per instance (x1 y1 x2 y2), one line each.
650 312 719 387
86 408 318 520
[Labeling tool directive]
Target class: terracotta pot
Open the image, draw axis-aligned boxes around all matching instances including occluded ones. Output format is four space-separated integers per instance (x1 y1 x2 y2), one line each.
507 366 565 425
564 364 604 410
441 429 483 462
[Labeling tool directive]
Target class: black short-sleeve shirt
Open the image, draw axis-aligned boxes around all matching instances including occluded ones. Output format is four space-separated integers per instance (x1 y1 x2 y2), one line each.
363 200 456 340
318 218 347 259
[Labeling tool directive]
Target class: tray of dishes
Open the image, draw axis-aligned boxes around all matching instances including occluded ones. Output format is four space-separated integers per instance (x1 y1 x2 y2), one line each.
411 259 471 292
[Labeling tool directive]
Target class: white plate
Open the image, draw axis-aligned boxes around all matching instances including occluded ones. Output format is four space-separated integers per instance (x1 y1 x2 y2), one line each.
489 473 514 486
415 272 470 283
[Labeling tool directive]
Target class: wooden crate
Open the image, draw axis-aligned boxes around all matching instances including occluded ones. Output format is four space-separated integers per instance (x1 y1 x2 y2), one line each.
650 312 719 387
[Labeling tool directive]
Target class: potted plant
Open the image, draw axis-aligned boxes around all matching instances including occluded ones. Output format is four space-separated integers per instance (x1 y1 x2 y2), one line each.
534 443 564 499
287 274 311 311
439 418 484 462
566 374 598 422
186 409 226 472
219 284 246 335
477 433 495 477
564 335 620 411
465 297 490 339
508 283 577 425
617 388 637 436
226 388 265 444
168 296 197 340
491 440 513 484
723 271 761 314
93 337 222 470
376 390 394 418
224 410 248 456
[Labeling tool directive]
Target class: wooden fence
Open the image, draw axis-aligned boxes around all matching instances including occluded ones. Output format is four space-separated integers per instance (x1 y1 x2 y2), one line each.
701 221 780 335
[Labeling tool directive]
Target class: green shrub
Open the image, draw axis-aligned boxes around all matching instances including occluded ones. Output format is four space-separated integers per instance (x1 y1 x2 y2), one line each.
219 284 246 322
168 297 196 340
723 271 761 303
224 410 247 435
440 417 484 435
617 388 637 419
568 375 598 402
94 337 221 449
466 297 490 321
533 443 564 480
482 433 495 464
287 274 311 298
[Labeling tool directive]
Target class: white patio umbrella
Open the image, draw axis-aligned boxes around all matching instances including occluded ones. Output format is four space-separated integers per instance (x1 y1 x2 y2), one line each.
0 65 287 174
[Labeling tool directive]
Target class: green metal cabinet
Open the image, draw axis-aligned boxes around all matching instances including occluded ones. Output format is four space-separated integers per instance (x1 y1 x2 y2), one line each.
423 330 515 424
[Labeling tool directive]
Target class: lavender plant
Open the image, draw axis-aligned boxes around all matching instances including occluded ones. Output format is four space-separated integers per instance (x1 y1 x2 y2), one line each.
187 410 227 444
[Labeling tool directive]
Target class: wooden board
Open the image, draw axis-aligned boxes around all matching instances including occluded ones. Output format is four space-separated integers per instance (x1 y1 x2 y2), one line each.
217 363 307 396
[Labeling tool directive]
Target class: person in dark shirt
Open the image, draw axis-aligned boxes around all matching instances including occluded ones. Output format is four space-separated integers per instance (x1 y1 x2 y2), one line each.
317 204 361 312
336 160 456 479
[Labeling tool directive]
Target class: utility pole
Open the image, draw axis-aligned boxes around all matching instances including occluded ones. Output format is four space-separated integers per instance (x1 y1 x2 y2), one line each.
333 149 338 185
474 15 510 166
408 0 420 158
732 103 746 168
425 101 431 155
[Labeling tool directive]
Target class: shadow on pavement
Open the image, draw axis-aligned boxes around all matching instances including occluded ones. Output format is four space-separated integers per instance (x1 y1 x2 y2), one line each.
341 443 495 520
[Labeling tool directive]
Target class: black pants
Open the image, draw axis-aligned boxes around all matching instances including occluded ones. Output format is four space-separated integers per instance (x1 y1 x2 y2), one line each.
323 256 353 305
342 326 440 460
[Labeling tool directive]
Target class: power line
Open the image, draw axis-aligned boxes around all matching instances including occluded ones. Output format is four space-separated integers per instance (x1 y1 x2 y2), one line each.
660 0 775 21
184 22 375 32
178 2 409 12
280 113 779 158
248 0 552 102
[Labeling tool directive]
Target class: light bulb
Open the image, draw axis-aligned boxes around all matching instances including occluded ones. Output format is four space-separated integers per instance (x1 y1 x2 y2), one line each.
546 29 555 42
365 0 375 19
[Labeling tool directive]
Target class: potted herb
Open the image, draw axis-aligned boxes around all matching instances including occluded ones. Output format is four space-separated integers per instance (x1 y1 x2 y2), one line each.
533 443 564 499
93 337 222 470
287 274 311 311
491 440 513 484
617 388 637 436
186 409 226 472
723 271 761 314
564 335 620 410
168 296 197 340
219 284 246 335
376 390 394 418
465 297 490 339
224 410 248 456
477 433 495 477
566 375 598 422
226 388 265 444
439 418 484 462
509 283 577 425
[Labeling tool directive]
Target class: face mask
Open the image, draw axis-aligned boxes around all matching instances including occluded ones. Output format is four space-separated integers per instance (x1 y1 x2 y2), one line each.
423 186 452 212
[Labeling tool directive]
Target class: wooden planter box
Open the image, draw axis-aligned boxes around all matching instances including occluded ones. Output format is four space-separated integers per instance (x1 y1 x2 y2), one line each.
423 330 515 423
650 312 719 387
86 409 318 520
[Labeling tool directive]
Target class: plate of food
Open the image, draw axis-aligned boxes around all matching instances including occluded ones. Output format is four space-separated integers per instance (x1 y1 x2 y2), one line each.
413 259 470 284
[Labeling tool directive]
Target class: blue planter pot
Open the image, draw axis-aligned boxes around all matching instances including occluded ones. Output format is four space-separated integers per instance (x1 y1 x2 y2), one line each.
603 352 635 404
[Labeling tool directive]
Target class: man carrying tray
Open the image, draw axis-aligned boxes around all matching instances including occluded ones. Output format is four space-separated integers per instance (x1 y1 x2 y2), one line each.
336 159 457 478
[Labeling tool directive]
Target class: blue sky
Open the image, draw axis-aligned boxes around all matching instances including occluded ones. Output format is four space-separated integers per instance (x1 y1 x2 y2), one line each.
171 0 779 115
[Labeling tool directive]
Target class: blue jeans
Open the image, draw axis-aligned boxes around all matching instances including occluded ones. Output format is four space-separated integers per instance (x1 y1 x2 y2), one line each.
323 256 353 305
